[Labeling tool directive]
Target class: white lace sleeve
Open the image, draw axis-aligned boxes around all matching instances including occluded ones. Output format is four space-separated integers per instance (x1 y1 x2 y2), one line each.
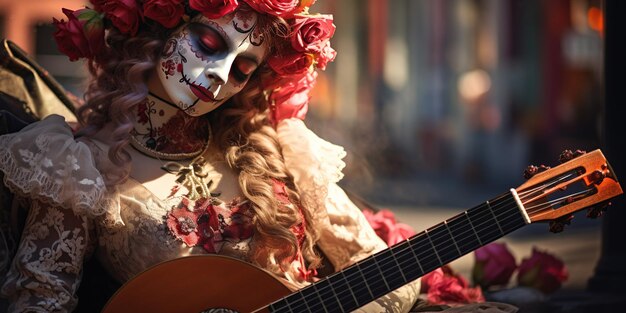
0 114 109 219
277 118 420 312
1 200 94 313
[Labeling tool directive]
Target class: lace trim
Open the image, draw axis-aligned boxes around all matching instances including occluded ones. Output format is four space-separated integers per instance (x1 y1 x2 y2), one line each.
276 118 346 226
0 115 110 219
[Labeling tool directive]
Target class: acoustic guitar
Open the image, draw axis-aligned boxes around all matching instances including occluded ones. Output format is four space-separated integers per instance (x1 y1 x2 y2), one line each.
102 149 623 313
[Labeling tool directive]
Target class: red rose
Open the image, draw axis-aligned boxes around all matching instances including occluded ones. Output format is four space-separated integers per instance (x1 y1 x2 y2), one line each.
421 265 485 305
517 247 568 294
89 0 107 11
190 0 239 19
243 0 302 19
290 14 335 53
472 242 517 289
362 209 415 246
143 0 185 28
315 41 336 70
267 51 314 75
269 71 317 123
53 8 105 61
102 0 142 35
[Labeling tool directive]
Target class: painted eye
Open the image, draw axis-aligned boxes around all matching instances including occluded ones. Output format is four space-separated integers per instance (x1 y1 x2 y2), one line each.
190 23 227 55
231 58 258 83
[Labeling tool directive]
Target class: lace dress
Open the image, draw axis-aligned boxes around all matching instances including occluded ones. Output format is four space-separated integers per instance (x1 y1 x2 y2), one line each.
0 115 421 313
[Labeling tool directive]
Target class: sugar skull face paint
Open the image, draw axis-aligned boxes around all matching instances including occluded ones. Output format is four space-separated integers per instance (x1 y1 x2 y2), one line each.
156 10 267 116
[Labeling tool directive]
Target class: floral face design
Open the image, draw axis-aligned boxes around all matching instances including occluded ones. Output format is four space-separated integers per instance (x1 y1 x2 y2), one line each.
156 10 267 116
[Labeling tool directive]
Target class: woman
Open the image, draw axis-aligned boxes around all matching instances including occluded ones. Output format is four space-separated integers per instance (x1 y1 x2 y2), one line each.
0 1 422 312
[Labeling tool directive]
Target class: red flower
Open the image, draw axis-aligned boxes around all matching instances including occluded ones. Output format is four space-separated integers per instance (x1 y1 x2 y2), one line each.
167 197 254 253
472 242 517 289
243 0 304 19
190 0 239 19
53 8 105 62
89 0 107 11
143 0 185 28
315 41 336 70
517 247 568 294
269 71 317 124
290 14 335 53
362 209 415 246
267 51 314 75
421 265 485 305
102 0 142 35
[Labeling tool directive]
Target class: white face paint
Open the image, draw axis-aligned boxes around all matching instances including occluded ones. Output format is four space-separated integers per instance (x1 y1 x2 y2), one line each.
156 11 267 116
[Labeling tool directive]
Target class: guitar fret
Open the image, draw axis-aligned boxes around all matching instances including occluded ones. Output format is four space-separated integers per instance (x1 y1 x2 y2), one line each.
375 250 405 288
424 229 443 265
448 214 481 255
486 200 505 235
351 265 374 305
444 221 463 256
314 280 342 313
464 210 484 246
389 247 408 282
335 271 358 309
311 283 331 313
372 256 391 291
326 277 345 313
299 284 326 313
427 224 460 263
406 238 425 274
393 241 423 279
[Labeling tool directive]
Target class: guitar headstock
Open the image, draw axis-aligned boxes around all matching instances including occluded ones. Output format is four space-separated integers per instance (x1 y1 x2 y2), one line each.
515 149 623 229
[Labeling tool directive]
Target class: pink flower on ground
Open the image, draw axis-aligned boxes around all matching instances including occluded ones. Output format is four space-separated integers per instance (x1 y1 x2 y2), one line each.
53 8 105 61
190 0 239 19
362 209 415 246
421 265 485 305
517 247 568 294
472 242 517 289
143 0 186 28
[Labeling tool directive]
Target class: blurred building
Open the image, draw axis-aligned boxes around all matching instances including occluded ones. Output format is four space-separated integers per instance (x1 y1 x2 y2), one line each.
307 0 604 204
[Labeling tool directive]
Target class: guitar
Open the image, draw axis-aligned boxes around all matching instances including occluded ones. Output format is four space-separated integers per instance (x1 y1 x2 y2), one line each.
102 149 623 313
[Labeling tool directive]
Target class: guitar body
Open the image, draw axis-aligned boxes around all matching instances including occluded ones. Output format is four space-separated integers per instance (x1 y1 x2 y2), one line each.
102 255 291 313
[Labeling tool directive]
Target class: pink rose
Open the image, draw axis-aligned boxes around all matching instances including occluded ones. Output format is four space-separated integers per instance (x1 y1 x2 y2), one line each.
243 0 303 18
315 41 336 70
143 0 185 28
421 265 485 305
290 14 335 53
517 247 568 294
102 0 142 35
472 242 517 289
267 51 314 75
53 8 105 61
190 0 239 19
362 209 415 246
269 71 317 124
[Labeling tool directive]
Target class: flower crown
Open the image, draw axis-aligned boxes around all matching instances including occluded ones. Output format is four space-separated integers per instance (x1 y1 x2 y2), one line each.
53 0 336 125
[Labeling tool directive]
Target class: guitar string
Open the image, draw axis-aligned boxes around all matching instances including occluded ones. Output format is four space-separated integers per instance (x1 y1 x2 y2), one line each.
271 195 524 313
274 195 523 312
274 171 594 313
273 198 523 313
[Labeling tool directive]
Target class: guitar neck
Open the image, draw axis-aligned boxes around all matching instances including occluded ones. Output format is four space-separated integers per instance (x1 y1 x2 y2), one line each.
268 190 529 313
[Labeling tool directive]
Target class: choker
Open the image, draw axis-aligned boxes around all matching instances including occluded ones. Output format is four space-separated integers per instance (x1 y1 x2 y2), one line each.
128 125 212 161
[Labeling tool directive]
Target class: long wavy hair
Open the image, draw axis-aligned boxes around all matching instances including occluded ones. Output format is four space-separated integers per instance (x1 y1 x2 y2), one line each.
76 7 321 277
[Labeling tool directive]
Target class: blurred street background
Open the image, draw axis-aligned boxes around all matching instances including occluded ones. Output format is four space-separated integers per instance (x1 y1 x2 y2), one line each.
0 0 609 304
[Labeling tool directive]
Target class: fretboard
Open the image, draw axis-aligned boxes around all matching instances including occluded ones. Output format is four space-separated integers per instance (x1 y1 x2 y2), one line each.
267 190 528 313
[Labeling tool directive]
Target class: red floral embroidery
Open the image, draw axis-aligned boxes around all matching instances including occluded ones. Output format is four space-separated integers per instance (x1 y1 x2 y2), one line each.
167 196 253 253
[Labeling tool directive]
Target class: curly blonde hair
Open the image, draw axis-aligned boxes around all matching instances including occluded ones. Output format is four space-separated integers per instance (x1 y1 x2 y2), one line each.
76 9 321 276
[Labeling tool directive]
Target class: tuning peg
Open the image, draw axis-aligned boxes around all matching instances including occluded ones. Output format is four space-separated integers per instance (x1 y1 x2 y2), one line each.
587 201 611 219
549 214 574 233
559 149 587 163
523 164 551 179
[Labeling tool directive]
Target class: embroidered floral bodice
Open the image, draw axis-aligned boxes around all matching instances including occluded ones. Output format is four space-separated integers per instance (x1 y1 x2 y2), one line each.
0 115 420 313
